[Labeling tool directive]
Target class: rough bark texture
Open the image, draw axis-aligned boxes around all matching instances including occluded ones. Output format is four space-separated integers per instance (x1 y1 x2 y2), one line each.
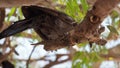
0 8 5 30
70 0 120 45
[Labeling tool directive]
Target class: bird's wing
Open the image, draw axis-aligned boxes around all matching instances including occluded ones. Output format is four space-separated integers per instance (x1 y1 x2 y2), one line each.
22 6 76 25
22 6 77 40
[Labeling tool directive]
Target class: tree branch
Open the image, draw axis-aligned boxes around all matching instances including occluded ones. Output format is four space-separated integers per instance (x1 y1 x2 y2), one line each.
0 8 5 30
0 0 53 8
26 46 36 68
44 54 71 68
70 0 120 45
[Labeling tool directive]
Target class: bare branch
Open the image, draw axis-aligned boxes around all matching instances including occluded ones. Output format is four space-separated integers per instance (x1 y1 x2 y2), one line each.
26 46 36 68
0 8 5 30
0 0 53 8
43 54 71 68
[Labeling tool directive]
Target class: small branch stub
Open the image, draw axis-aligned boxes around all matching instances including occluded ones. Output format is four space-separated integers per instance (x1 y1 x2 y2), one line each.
90 15 100 23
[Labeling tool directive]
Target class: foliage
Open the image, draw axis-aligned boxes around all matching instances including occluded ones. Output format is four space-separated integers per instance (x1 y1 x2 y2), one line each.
7 7 16 21
57 0 88 22
72 45 107 68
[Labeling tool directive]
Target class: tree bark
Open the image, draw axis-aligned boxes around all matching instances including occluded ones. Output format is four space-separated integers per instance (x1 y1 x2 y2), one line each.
0 0 52 7
70 0 120 45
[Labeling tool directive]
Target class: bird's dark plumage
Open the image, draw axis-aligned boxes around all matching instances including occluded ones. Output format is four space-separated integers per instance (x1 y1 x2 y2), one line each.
0 6 76 40
0 6 77 50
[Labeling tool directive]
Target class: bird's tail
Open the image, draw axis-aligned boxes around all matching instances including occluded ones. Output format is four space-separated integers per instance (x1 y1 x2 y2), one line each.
0 19 32 39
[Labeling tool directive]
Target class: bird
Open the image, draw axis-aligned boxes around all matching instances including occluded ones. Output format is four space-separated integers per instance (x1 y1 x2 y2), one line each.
0 5 77 50
0 6 77 40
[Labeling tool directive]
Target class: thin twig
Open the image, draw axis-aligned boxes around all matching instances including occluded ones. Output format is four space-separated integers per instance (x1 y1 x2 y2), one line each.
44 54 71 68
26 45 37 68
13 54 69 62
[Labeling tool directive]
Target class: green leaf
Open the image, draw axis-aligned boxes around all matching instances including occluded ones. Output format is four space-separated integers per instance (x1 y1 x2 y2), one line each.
17 7 24 19
107 25 119 35
7 7 16 21
77 42 88 47
80 0 89 13
65 0 83 21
